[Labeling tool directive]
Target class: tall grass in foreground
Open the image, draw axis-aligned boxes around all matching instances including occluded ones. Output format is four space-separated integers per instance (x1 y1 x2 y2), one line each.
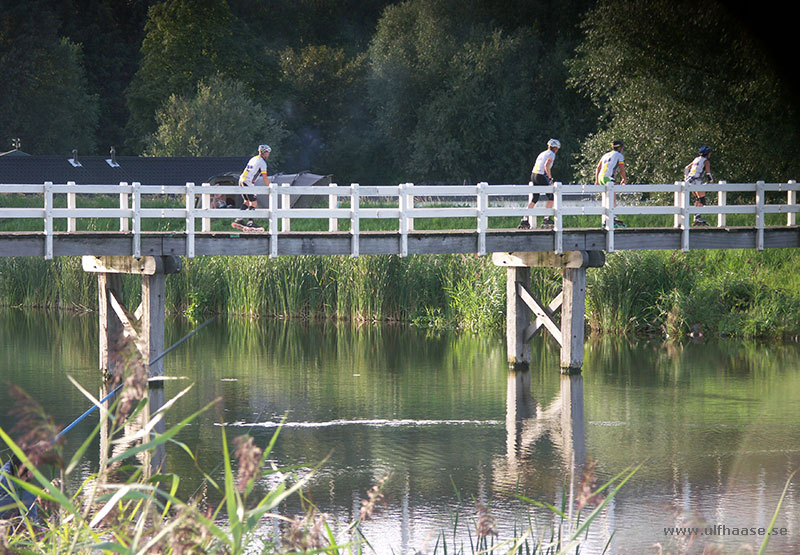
2 374 794 553
0 339 641 554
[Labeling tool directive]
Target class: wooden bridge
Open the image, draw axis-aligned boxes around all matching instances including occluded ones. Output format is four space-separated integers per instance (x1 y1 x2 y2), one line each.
1 179 798 376
1 180 798 258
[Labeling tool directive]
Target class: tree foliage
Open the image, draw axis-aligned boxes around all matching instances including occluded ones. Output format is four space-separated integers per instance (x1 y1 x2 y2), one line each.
0 0 99 155
276 45 367 174
568 0 800 184
54 0 151 154
125 0 251 151
365 0 594 184
145 75 287 158
228 0 393 53
2 0 796 190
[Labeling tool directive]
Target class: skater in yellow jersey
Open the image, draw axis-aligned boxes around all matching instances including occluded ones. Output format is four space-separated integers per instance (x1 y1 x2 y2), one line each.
235 144 271 230
595 140 627 228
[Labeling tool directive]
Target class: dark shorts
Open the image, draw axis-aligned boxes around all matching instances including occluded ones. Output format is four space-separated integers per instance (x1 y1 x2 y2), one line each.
239 180 257 202
528 172 553 203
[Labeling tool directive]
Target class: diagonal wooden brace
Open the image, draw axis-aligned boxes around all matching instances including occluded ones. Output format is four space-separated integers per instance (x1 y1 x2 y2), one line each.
518 283 562 346
523 291 563 343
496 251 604 372
107 289 144 353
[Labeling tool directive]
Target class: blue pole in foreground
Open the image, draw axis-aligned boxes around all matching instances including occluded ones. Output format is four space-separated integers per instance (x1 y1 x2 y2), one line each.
54 317 215 441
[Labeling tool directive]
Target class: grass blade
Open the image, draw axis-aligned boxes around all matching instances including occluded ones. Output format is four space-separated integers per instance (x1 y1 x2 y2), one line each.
758 469 797 555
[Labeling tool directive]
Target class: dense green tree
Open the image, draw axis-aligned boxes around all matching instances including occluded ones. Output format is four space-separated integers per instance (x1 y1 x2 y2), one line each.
145 75 287 159
365 0 595 184
275 45 368 176
568 0 800 184
0 0 99 155
227 0 393 54
124 0 255 152
55 0 152 154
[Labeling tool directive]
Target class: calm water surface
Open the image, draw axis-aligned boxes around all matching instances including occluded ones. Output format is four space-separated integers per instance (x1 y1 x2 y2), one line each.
1 310 798 554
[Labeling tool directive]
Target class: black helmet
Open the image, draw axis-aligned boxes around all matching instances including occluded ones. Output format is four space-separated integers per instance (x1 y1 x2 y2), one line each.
612 140 624 150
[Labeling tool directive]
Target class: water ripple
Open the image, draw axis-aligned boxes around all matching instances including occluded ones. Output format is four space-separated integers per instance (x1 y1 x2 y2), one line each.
223 418 502 428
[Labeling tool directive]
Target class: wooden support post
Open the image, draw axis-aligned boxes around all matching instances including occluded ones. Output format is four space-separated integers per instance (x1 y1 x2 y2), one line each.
561 267 586 373
86 256 180 474
140 270 168 474
506 267 531 368
494 251 604 373
141 272 166 378
97 271 123 470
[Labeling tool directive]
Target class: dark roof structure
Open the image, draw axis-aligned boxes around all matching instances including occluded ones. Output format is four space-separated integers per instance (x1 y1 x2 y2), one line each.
0 151 250 186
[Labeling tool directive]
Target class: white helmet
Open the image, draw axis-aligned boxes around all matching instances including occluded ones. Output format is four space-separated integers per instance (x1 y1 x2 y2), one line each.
547 139 561 149
258 144 271 153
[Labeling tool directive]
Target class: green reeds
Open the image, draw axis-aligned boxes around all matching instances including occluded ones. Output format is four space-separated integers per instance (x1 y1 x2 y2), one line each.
587 249 800 338
0 253 512 333
4 247 800 338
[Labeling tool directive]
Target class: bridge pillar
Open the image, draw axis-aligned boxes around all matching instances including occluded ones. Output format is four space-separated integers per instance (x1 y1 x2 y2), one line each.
492 251 604 373
83 255 181 474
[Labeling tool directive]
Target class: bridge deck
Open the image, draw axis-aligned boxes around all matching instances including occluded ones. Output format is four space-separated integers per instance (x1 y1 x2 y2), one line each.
2 227 798 258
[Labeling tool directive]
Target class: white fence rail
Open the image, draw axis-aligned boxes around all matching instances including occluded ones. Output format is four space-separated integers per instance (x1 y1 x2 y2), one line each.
1 180 798 259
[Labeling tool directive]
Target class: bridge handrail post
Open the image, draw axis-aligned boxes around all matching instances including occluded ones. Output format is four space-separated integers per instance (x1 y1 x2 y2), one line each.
67 181 77 233
281 187 291 232
681 180 690 252
185 182 195 258
328 181 338 232
788 180 797 226
603 181 614 253
756 180 765 250
132 182 141 258
477 181 487 256
269 182 278 258
407 182 415 231
553 181 563 254
717 181 727 227
398 182 409 257
201 182 211 232
44 181 53 260
119 182 130 232
673 181 681 229
350 183 360 258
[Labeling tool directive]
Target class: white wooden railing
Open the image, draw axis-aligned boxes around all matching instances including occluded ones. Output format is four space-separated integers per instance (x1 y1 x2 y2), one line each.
0 180 797 259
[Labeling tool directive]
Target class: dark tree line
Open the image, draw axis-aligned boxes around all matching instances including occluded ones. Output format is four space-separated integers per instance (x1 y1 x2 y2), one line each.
1 0 797 185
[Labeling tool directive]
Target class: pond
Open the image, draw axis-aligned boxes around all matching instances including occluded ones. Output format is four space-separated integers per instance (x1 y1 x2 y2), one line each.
1 310 798 553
